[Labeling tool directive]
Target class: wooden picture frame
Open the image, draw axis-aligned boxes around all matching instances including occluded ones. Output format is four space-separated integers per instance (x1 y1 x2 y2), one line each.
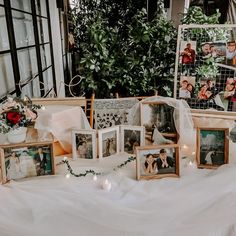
136 144 180 180
196 127 229 169
72 129 97 160
98 126 119 159
140 101 178 145
0 141 55 184
120 125 145 154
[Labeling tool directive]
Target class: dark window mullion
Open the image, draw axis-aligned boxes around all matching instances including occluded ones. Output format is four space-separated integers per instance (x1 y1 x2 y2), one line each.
0 49 11 55
46 0 57 96
4 0 21 96
31 0 44 97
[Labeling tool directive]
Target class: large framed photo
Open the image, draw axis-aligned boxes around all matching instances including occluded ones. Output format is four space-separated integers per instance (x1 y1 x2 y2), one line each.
72 129 97 159
0 142 54 184
98 126 119 159
140 101 177 145
136 144 180 180
120 125 145 154
196 128 229 169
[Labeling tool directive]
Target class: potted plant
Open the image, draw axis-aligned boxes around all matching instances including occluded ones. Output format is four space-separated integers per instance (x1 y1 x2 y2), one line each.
0 96 41 143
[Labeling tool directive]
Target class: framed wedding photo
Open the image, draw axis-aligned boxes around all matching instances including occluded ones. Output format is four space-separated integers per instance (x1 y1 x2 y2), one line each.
72 129 97 160
120 125 145 154
196 128 229 169
0 142 54 184
136 144 180 180
98 126 119 159
140 101 177 145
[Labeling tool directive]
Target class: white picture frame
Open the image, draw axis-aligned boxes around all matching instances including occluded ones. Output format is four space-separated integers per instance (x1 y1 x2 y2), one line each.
98 126 119 159
72 129 97 160
120 125 145 154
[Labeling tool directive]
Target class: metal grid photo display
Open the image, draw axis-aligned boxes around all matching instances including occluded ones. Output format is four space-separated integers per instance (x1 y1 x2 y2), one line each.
174 24 236 112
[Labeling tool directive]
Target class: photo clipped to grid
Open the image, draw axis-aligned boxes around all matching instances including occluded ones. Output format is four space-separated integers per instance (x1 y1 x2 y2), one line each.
174 24 236 112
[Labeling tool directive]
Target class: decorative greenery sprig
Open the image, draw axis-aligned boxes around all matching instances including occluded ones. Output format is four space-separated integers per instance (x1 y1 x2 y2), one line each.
62 156 136 178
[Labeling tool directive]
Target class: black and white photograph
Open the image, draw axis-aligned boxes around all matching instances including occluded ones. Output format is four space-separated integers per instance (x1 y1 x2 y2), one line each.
72 129 97 159
98 126 119 158
140 102 177 145
120 125 145 154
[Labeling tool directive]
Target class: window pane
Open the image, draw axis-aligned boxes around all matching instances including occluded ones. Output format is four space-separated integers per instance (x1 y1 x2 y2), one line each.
36 0 47 17
0 0 3 4
32 76 41 97
41 44 51 69
21 82 33 98
21 76 41 98
43 67 53 93
0 7 10 51
37 17 49 44
12 10 35 48
17 47 38 82
0 53 15 96
11 0 31 13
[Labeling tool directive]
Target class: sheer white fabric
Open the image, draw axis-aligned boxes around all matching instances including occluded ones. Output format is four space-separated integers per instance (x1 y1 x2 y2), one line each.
1 154 236 236
131 96 195 156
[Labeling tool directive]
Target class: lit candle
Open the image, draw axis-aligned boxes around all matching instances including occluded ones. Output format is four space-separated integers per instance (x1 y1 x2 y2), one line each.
65 173 71 179
102 179 111 191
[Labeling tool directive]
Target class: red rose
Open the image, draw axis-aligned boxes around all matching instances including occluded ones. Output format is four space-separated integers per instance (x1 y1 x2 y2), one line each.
6 111 22 125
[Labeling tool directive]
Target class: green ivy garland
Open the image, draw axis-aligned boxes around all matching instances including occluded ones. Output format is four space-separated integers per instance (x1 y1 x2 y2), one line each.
61 156 136 178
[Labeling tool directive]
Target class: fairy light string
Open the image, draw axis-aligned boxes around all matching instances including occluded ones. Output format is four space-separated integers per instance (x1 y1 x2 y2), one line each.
62 156 136 178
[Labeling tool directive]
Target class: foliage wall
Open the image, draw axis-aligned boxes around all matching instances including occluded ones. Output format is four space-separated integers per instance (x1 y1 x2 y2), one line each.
70 0 177 98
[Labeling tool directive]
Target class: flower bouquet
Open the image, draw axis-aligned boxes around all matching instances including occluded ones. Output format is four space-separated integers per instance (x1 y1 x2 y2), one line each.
0 96 41 134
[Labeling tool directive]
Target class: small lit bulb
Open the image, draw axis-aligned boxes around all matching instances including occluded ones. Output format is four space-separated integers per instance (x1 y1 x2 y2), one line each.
41 106 46 110
192 151 196 155
63 156 68 161
182 144 188 149
102 179 111 191
93 175 98 181
65 173 71 179
189 161 193 166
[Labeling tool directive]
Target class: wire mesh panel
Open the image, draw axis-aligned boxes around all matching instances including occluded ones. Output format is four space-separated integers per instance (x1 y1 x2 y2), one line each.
174 24 236 112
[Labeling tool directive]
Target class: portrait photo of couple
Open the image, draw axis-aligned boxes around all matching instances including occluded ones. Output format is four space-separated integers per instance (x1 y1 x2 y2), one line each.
136 145 179 180
1 144 54 182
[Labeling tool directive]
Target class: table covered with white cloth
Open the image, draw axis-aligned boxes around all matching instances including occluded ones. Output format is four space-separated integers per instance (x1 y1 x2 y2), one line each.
1 153 236 236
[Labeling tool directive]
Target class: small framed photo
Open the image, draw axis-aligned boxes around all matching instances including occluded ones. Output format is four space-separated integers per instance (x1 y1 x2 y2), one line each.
196 128 229 169
0 142 54 184
72 129 97 160
98 126 119 159
136 144 180 180
120 125 145 154
140 101 177 145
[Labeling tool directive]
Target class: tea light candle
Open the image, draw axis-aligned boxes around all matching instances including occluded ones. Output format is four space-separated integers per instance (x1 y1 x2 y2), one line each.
102 179 111 191
93 175 98 181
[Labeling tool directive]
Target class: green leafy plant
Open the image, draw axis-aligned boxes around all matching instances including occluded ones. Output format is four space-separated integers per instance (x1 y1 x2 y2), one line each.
70 0 177 98
195 57 219 79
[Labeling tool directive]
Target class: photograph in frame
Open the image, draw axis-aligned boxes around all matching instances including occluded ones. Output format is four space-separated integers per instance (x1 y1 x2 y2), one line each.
140 102 177 145
179 75 196 98
72 129 97 160
120 125 145 154
196 128 229 169
0 142 54 184
136 144 180 180
98 126 119 159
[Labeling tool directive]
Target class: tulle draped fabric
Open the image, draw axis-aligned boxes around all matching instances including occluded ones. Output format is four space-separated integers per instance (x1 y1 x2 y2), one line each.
1 155 236 236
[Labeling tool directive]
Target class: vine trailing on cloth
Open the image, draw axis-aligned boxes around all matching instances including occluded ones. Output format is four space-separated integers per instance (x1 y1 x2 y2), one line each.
61 156 136 177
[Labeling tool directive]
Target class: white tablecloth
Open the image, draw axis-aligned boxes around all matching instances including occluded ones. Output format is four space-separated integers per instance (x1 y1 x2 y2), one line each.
1 153 236 236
